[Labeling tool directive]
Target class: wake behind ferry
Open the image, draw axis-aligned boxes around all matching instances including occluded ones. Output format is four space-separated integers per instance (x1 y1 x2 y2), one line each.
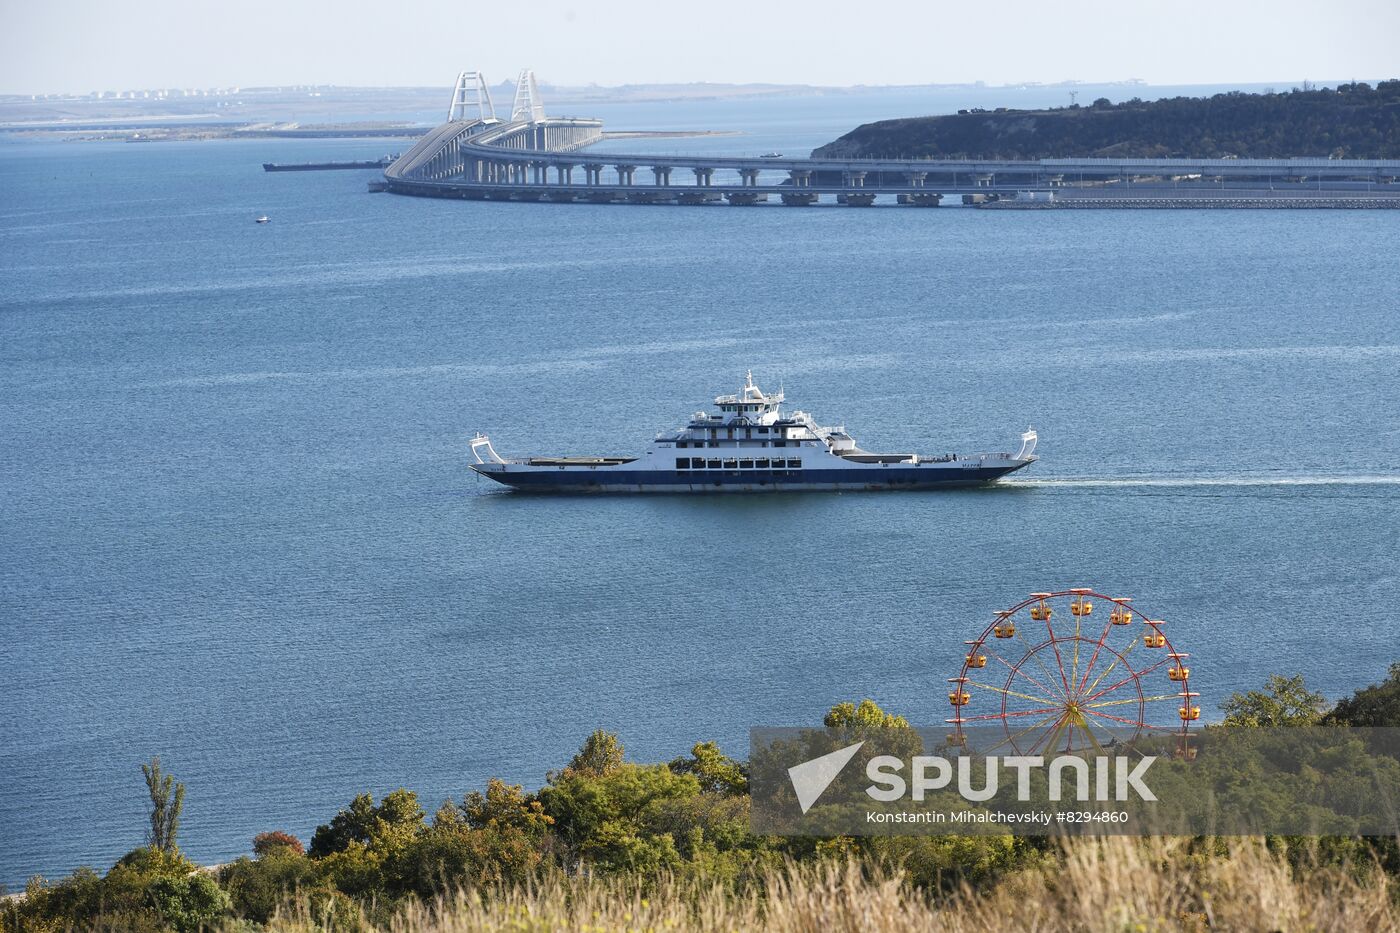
469 374 1037 493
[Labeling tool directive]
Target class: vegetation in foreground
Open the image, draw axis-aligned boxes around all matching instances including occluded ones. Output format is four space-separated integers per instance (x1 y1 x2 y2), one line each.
812 81 1400 160
7 664 1400 932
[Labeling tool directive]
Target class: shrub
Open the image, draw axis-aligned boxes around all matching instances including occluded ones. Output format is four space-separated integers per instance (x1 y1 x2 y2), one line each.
220 853 319 924
253 830 306 858
146 873 231 933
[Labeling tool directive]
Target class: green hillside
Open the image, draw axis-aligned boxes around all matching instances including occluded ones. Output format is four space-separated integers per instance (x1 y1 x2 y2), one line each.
812 82 1400 160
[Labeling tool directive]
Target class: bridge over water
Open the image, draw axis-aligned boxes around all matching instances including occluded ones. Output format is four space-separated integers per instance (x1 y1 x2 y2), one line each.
381 72 1400 207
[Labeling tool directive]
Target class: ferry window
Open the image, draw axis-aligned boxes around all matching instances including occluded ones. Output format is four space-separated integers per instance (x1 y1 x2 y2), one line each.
739 460 754 469
677 441 687 448
707 459 721 469
756 459 770 468
691 458 706 468
773 440 786 448
787 459 802 468
676 458 689 469
757 426 769 434
707 441 719 448
723 459 738 469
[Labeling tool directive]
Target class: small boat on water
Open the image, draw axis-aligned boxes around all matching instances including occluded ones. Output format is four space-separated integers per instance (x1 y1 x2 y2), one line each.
469 373 1037 494
255 215 271 224
759 151 783 159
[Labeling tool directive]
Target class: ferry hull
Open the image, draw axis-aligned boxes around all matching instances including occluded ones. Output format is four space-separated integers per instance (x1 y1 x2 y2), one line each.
472 462 1031 493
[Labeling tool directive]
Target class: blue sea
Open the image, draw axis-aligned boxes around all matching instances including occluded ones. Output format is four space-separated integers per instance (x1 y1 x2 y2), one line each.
2 90 1399 888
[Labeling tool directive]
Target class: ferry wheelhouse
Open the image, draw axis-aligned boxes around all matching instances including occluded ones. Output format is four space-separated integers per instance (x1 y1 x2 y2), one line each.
469 374 1037 493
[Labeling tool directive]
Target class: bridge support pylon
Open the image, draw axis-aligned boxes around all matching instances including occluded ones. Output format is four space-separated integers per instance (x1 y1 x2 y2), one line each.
447 71 498 123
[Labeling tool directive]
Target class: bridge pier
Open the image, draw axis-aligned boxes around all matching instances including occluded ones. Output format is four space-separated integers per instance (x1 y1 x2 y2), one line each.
651 166 673 186
837 192 876 206
692 167 715 186
554 163 575 184
781 192 819 206
904 171 927 187
725 191 768 205
739 168 761 187
583 162 606 185
845 171 867 187
616 164 637 185
788 170 813 187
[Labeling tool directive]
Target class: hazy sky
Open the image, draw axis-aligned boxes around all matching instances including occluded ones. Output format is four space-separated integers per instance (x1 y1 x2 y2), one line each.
3 0 1397 94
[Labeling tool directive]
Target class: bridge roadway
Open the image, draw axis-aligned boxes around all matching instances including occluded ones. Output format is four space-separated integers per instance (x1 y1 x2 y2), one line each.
382 115 1400 203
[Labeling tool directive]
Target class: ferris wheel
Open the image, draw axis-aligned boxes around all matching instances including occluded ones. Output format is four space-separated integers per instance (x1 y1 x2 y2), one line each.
947 588 1199 755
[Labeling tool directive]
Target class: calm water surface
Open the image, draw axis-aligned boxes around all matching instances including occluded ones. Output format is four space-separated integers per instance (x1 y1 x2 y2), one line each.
2 103 1399 886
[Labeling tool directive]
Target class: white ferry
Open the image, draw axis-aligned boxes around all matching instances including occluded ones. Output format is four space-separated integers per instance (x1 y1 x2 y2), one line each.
469 374 1037 493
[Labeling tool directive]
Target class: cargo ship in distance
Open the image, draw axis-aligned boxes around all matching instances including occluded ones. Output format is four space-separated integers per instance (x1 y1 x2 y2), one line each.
469 374 1038 493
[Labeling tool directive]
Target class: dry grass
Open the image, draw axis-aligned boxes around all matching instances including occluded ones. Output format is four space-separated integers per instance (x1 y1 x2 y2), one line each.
263 837 1399 933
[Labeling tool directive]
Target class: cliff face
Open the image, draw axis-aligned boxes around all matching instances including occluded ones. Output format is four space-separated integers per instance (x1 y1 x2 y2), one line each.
811 82 1400 160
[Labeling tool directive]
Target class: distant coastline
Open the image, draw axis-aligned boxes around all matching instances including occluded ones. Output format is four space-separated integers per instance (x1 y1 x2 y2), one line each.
813 81 1400 160
0 77 1371 134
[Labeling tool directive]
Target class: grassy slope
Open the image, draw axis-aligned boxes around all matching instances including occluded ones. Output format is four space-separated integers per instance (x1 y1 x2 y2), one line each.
262 837 1396 933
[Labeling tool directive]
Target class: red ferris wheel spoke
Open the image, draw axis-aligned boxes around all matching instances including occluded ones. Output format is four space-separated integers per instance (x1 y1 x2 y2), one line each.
1080 636 1140 699
1074 617 1118 695
1030 713 1074 755
1083 708 1183 735
1046 634 1072 696
1075 714 1126 752
1084 656 1170 704
965 678 1059 706
956 705 1063 723
1082 708 1152 728
991 653 1064 703
1007 627 1072 701
1002 709 1069 751
1087 693 1179 709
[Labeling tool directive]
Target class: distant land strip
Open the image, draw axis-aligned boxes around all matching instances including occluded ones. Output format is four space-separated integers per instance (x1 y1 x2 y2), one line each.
814 81 1400 161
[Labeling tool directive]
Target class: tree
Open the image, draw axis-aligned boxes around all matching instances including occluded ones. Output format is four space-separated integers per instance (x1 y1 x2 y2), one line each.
309 789 425 857
462 778 553 837
1221 674 1327 727
559 729 625 779
668 742 748 796
538 762 701 870
824 698 910 729
141 757 185 853
1325 663 1400 726
310 793 377 857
